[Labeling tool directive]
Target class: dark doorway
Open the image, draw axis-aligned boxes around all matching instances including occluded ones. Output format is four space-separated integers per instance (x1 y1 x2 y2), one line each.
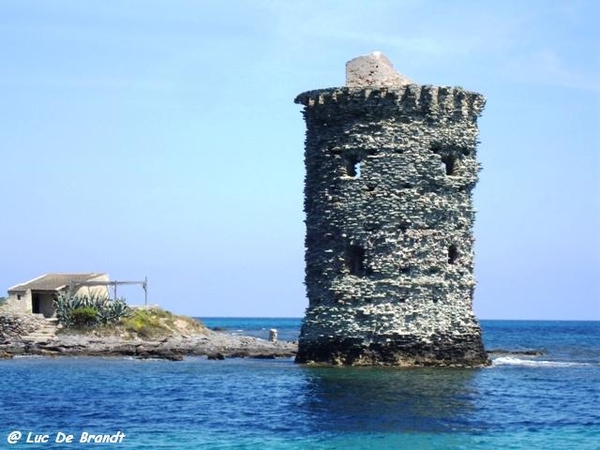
32 293 41 314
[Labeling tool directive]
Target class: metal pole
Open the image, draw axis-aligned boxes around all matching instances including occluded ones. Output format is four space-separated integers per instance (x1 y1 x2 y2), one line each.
144 276 148 306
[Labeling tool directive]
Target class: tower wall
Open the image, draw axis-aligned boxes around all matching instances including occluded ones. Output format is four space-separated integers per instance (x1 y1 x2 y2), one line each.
295 85 488 366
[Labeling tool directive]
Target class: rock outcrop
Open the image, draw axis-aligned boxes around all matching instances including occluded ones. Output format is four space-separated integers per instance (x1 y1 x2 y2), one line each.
0 313 47 341
294 52 488 367
0 313 296 360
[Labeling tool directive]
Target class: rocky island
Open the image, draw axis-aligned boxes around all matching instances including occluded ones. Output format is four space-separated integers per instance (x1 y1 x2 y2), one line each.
0 308 297 361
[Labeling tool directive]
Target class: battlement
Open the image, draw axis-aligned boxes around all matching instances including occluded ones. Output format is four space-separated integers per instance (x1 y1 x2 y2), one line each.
294 86 485 121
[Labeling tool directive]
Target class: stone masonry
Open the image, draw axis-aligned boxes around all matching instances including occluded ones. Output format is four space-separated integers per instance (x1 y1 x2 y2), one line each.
294 52 488 367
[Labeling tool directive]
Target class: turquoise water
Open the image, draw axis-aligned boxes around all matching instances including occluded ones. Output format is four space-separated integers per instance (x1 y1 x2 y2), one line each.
1 320 599 449
201 317 301 342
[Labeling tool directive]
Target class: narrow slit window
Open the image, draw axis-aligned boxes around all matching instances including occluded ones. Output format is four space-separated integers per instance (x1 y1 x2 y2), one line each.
346 244 366 276
441 155 457 175
448 244 458 264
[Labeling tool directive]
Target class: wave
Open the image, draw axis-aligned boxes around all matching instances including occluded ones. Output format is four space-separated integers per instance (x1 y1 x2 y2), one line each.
492 356 591 368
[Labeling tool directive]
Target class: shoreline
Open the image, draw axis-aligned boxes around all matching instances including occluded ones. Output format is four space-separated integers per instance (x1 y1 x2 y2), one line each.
0 333 544 363
0 329 298 361
0 313 547 363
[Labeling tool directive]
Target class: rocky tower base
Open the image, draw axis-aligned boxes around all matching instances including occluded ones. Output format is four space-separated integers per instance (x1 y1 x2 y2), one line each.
295 309 488 367
295 53 488 367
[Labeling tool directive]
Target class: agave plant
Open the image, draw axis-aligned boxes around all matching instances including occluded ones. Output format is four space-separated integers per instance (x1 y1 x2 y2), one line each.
54 293 131 328
54 292 76 327
97 298 131 324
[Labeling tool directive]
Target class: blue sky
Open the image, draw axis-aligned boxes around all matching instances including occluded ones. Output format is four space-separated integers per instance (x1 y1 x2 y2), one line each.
1 0 598 319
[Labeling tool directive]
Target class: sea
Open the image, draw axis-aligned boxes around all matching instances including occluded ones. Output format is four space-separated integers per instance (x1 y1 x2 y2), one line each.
0 319 598 449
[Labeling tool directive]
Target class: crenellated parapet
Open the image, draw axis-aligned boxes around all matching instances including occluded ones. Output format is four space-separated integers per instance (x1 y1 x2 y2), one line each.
295 85 486 123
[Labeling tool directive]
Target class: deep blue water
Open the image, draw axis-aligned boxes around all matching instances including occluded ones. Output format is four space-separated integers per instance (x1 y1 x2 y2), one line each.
0 320 599 449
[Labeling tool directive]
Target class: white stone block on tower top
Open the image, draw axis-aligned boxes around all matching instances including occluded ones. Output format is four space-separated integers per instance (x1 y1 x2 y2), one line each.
346 51 413 87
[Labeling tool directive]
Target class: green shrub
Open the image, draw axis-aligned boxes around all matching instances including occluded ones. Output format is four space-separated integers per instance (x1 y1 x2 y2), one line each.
121 308 164 338
119 307 206 338
70 307 98 327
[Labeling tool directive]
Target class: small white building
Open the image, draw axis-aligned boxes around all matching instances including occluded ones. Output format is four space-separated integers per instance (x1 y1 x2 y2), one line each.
5 273 110 318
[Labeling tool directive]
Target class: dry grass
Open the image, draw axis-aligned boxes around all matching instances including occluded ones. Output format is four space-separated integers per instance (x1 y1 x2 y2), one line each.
59 306 207 339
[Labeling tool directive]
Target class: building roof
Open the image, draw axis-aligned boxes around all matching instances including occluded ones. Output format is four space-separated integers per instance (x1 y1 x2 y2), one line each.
8 273 107 293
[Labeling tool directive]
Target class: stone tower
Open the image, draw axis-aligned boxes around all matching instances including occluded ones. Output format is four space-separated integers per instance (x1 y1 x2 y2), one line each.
294 52 488 367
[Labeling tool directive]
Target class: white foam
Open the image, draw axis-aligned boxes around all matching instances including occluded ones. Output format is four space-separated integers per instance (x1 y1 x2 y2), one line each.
492 356 589 368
